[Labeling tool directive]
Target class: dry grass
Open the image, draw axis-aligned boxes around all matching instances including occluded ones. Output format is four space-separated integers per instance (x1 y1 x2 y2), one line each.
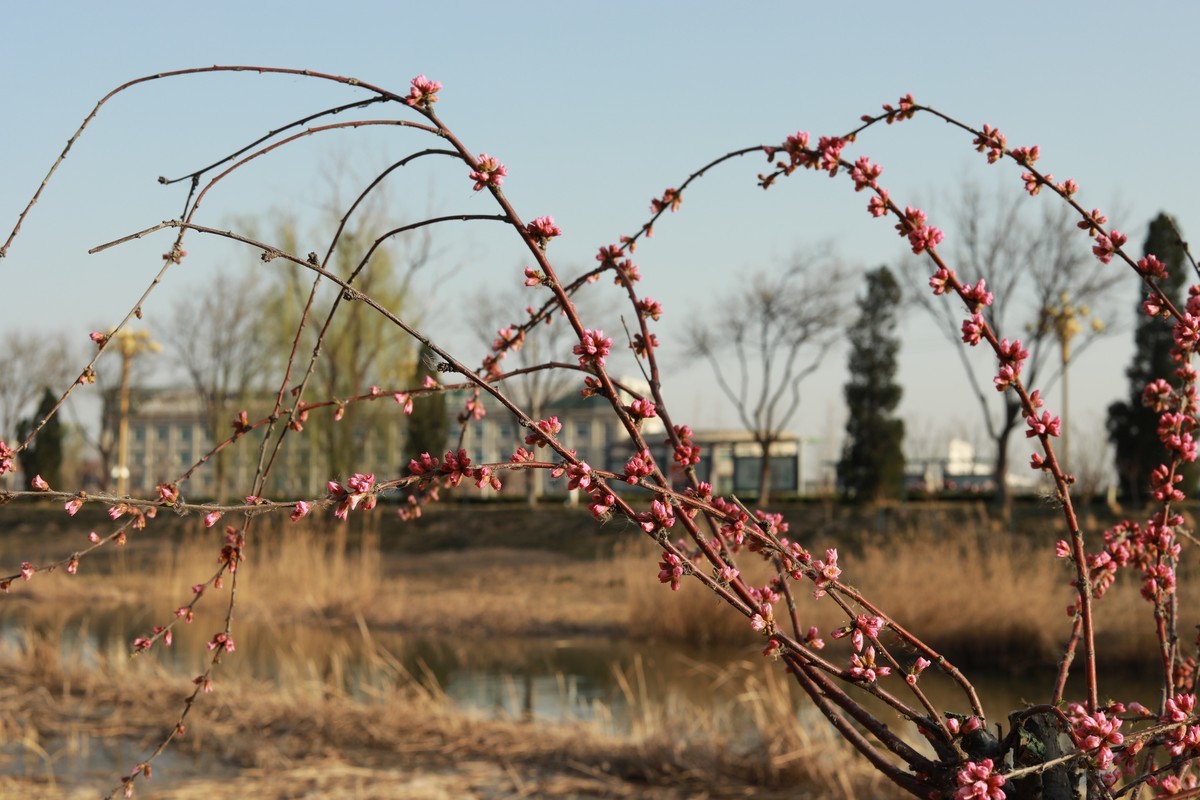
620 519 1200 672
0 625 898 799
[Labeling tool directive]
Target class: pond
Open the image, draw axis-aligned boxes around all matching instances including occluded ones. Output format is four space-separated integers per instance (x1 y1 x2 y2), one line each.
0 602 1163 735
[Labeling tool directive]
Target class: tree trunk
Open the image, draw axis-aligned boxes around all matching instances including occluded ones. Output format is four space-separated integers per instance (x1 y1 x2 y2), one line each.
993 398 1021 522
757 438 773 505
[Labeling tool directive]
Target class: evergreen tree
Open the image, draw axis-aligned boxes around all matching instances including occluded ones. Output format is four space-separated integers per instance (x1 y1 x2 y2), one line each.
406 344 449 461
16 388 63 491
1107 213 1196 503
838 267 905 501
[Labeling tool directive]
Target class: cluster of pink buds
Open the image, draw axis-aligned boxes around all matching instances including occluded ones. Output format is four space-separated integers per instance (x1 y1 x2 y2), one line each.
573 329 613 368
972 124 1007 164
810 548 841 597
993 338 1028 392
831 614 884 652
206 632 236 653
657 551 684 591
1091 230 1128 264
650 187 682 214
526 216 562 248
403 74 441 108
523 416 563 449
623 450 654 484
954 758 1005 800
1067 707 1124 770
638 497 676 533
328 472 378 520
0 441 12 476
670 424 701 467
468 153 506 191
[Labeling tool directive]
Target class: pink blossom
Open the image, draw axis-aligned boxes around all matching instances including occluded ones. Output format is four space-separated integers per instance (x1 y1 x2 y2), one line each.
19 562 34 580
624 450 655 484
1026 411 1062 438
524 416 563 448
1010 145 1040 166
850 157 882 191
639 497 676 533
961 313 984 346
156 483 179 505
409 452 440 475
0 440 12 475
440 449 473 488
812 548 841 596
204 511 222 528
954 758 1005 800
637 298 663 321
573 329 613 367
628 398 657 419
1070 710 1123 770
526 216 562 247
89 330 108 346
523 266 544 287
1138 254 1168 279
867 190 890 217
650 187 682 213
65 497 83 516
1092 230 1128 264
588 491 615 520
31 474 49 491
88 531 100 543
565 462 594 492
848 646 890 682
403 74 441 108
1076 208 1110 237
393 392 413 414
908 224 944 254
972 124 1007 163
657 551 684 590
290 501 311 521
962 279 994 310
468 153 506 191
929 267 957 296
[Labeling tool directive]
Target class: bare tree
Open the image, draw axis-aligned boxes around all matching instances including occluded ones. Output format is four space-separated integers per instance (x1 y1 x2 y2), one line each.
903 183 1122 515
689 255 845 503
0 329 74 442
469 287 587 505
162 268 273 500
257 199 433 487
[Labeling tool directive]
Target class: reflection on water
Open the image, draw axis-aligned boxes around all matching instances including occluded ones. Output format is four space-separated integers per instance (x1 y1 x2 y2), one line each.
0 602 1165 736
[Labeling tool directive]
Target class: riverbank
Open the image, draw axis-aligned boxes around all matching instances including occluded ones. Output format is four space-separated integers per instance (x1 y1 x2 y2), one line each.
0 502 1182 797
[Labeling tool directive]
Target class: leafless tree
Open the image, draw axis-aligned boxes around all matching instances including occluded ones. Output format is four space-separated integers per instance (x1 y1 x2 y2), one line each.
162 268 273 501
689 255 846 503
903 183 1122 515
469 287 590 505
0 329 74 442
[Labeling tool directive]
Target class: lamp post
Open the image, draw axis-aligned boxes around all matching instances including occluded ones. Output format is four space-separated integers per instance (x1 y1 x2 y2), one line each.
113 329 160 497
1042 293 1103 470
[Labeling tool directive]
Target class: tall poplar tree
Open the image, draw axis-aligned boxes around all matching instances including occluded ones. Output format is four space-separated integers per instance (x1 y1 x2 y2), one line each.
1107 213 1196 503
838 267 905 502
406 344 448 461
16 389 63 491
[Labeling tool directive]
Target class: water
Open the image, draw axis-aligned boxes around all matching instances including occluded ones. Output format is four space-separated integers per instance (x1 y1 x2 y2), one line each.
0 601 1167 781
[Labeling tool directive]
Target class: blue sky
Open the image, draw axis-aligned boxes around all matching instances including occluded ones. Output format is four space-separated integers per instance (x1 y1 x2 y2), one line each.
3 2 1199 474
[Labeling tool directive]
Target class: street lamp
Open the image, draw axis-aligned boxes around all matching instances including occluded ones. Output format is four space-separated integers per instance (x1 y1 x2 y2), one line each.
1041 292 1104 470
113 329 160 496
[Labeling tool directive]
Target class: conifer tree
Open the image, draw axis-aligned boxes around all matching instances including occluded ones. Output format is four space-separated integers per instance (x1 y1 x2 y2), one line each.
838 267 905 501
1107 213 1196 503
16 388 63 491
406 344 448 462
